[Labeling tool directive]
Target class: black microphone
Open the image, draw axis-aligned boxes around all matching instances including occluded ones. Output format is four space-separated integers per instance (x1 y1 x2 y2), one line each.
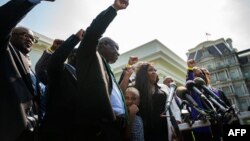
176 86 207 116
165 82 177 112
185 80 208 100
194 77 228 108
186 80 220 112
194 77 228 112
176 86 198 107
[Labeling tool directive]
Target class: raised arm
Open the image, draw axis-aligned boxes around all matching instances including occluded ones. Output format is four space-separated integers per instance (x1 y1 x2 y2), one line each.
77 0 129 56
119 56 138 93
47 29 84 75
35 39 64 84
186 59 196 81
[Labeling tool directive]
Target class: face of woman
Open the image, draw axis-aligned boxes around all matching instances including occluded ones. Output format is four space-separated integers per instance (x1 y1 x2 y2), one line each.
194 68 208 84
147 65 157 84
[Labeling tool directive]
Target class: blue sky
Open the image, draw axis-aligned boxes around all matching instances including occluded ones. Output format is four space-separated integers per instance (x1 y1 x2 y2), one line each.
1 0 250 60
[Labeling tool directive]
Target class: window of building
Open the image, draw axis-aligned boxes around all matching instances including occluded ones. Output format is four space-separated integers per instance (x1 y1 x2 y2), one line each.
210 73 217 84
234 84 245 96
243 67 250 78
238 98 249 111
216 61 222 68
202 49 210 57
206 64 213 71
222 86 231 95
227 57 235 64
218 71 227 81
230 69 239 80
244 72 250 78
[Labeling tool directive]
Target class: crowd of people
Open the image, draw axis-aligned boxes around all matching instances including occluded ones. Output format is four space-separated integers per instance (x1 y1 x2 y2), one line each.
0 0 240 141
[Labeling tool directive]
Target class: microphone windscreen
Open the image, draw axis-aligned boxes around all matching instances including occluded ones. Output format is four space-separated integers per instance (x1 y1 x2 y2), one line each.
185 80 195 91
194 77 206 86
176 86 188 100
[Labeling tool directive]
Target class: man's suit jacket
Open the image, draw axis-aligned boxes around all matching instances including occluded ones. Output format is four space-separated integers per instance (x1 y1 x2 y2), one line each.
76 6 117 125
0 1 38 140
35 50 52 85
39 35 80 137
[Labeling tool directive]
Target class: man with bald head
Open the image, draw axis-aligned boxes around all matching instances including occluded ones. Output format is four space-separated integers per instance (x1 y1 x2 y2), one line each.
10 27 37 55
0 0 54 141
76 0 129 140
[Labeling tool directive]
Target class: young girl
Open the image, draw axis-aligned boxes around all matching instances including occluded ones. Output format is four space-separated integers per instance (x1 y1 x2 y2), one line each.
125 87 144 141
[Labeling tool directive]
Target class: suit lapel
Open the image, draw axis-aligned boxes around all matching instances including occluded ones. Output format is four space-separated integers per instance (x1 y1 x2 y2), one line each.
96 52 116 120
9 44 34 98
102 58 128 121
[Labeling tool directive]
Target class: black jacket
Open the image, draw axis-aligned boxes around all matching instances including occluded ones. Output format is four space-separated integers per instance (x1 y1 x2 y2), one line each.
0 1 38 140
40 35 80 137
76 6 117 125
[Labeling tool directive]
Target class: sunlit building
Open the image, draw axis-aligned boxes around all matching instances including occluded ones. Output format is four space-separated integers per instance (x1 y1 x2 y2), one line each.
111 39 187 86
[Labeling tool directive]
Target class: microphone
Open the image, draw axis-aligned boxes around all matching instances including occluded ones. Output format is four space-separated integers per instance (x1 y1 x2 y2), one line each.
194 77 228 108
165 82 177 112
185 80 208 100
194 77 228 113
176 86 207 116
176 86 198 107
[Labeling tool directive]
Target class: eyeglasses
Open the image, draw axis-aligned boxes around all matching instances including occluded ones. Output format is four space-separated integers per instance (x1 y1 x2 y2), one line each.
13 32 38 43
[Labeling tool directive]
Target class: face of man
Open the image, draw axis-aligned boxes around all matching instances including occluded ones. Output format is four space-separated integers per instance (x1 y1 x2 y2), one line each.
163 78 173 87
103 42 120 64
11 27 36 55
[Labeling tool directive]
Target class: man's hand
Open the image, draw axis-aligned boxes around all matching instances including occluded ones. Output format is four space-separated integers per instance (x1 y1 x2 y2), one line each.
113 0 129 11
187 59 196 68
128 56 138 66
124 66 133 78
50 39 64 51
75 29 85 41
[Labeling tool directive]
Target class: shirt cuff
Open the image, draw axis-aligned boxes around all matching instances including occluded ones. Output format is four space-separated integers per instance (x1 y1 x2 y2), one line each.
46 48 54 54
111 4 118 11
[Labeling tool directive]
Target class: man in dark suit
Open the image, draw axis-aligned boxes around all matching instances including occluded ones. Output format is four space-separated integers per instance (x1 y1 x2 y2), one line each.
35 39 64 85
0 0 54 141
76 0 129 141
38 29 84 141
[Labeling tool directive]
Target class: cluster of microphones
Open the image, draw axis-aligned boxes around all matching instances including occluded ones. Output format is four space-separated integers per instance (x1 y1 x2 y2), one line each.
164 77 239 130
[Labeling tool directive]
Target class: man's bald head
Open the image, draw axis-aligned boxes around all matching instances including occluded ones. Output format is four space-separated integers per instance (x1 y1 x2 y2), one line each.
10 26 37 54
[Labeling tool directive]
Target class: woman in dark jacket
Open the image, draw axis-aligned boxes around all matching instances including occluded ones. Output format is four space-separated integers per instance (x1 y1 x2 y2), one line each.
135 62 168 141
